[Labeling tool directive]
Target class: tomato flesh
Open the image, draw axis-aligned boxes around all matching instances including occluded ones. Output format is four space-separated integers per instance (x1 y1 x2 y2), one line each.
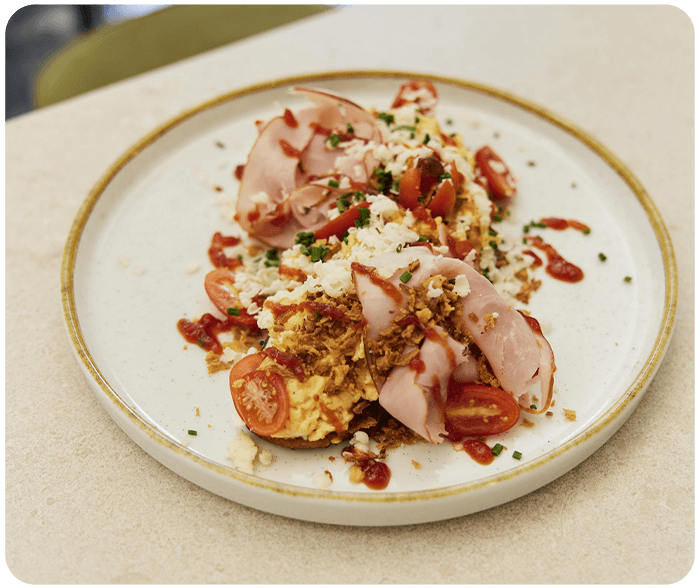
204 269 258 331
391 80 438 114
314 201 371 241
444 382 521 439
475 146 517 204
427 180 455 218
230 355 289 437
398 167 422 208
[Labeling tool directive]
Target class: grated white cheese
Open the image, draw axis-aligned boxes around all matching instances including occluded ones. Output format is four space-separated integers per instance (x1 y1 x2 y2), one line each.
226 431 258 474
453 274 471 297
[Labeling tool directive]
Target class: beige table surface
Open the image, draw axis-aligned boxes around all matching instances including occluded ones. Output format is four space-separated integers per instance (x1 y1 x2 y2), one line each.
5 5 695 584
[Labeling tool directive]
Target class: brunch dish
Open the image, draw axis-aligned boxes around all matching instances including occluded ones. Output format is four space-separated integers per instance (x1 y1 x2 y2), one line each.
178 81 559 477
61 73 676 525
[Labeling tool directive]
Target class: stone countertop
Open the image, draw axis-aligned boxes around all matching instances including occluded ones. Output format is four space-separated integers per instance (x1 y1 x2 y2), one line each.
5 5 694 583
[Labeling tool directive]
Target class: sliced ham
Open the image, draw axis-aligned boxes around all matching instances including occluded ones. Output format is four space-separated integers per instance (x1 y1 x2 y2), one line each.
352 247 555 442
236 87 381 247
378 328 477 443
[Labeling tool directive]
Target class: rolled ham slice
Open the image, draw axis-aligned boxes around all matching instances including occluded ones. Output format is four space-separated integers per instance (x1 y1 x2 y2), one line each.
379 328 478 443
235 87 381 247
352 247 555 442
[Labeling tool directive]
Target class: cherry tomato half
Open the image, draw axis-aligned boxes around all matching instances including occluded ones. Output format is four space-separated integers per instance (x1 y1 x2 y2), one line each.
398 167 422 208
391 81 438 115
230 354 289 437
204 269 259 330
444 382 521 439
314 201 371 241
475 146 517 204
427 180 456 219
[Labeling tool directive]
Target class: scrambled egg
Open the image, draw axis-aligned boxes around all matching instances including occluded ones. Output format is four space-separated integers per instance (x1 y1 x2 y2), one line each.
276 367 378 442
263 300 379 443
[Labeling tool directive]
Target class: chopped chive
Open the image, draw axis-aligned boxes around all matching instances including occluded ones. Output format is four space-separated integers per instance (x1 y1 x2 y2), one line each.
599 253 607 261
523 225 530 233
583 228 591 235
265 249 280 262
346 123 354 134
227 307 241 316
491 443 504 456
259 340 266 348
187 430 197 436
399 271 412 284
358 207 370 221
394 125 417 132
325 133 341 148
378 112 395 125
624 276 632 282
448 279 456 285
417 236 428 242
353 191 365 202
328 179 340 188
196 338 204 347
530 404 537 410
295 231 316 247
493 215 503 223
307 245 329 262
489 240 499 251
396 244 403 253
513 451 523 460
422 133 430 145
439 171 452 181
336 195 351 213
527 161 536 166
313 312 321 319
488 229 498 237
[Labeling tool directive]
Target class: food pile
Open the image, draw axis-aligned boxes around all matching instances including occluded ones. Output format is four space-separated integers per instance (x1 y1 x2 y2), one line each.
178 81 556 474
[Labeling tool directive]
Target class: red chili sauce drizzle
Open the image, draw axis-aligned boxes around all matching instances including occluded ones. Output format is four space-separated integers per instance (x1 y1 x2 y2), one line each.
341 447 391 491
350 262 403 304
208 232 243 270
526 235 584 283
282 108 298 128
462 439 495 465
177 314 238 355
279 138 302 159
540 217 590 233
523 249 543 267
262 347 306 381
265 299 352 323
278 264 308 283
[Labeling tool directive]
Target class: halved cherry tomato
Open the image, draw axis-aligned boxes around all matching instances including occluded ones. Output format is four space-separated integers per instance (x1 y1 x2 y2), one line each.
445 233 476 261
314 201 371 241
427 180 456 218
391 80 438 114
444 382 521 439
230 355 289 437
398 167 422 208
204 269 258 331
475 146 517 204
229 352 264 382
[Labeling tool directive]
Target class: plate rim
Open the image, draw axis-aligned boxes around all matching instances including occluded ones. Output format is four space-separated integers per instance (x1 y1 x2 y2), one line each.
60 69 678 506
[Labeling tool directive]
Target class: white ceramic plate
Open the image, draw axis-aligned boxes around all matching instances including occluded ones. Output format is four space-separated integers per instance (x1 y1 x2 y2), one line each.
61 72 676 526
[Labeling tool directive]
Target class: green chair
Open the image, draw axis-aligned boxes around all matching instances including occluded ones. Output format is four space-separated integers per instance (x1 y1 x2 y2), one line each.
34 4 332 108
